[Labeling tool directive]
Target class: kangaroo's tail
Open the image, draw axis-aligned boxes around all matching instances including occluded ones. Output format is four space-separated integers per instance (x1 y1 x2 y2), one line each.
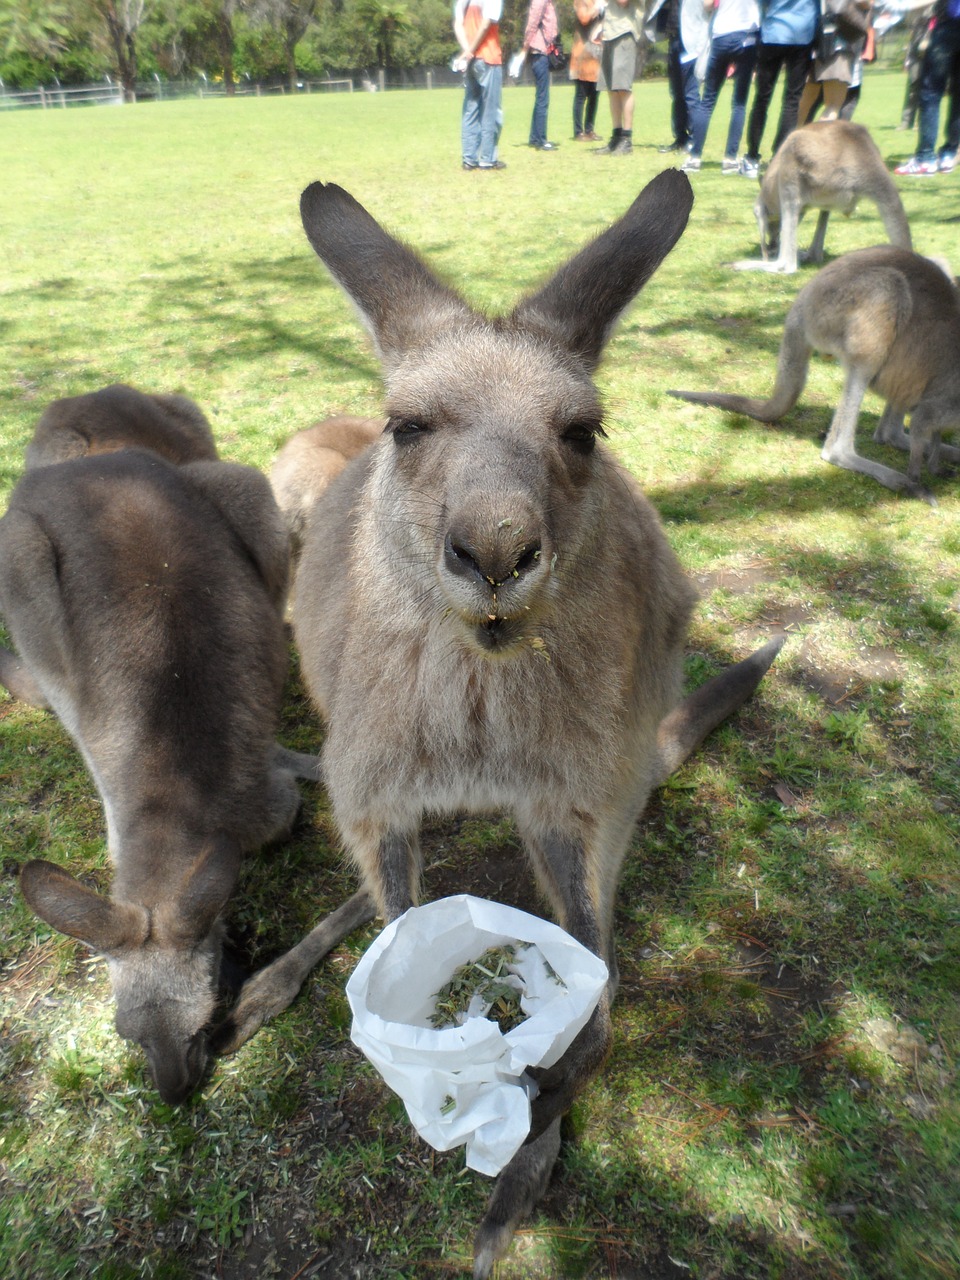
669 309 812 423
655 634 785 785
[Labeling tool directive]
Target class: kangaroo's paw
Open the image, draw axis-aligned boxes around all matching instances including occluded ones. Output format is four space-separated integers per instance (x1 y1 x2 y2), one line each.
473 1118 562 1279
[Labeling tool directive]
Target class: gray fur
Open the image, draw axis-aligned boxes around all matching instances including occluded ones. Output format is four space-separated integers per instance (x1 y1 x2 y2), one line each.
734 121 912 275
3 449 305 1103
291 174 782 1274
671 245 960 502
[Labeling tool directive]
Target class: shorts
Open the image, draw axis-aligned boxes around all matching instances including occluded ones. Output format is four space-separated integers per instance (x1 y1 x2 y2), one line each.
598 32 638 93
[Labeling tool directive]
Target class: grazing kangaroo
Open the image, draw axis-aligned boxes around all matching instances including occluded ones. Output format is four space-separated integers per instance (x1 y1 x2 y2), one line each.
0 448 359 1103
671 245 960 502
269 414 384 551
289 174 783 1277
734 121 913 274
24 383 218 470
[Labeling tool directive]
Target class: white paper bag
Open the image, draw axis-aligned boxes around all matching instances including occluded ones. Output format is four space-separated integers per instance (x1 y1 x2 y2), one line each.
346 894 608 1175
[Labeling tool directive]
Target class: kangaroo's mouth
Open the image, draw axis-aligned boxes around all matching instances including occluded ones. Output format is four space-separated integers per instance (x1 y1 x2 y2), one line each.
473 615 525 654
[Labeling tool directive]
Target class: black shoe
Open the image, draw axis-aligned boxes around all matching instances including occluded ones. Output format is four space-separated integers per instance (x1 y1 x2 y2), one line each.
592 134 619 154
478 160 507 170
610 137 633 156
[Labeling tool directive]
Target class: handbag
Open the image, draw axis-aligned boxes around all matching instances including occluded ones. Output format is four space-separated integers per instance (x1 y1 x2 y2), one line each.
546 35 568 72
835 0 870 42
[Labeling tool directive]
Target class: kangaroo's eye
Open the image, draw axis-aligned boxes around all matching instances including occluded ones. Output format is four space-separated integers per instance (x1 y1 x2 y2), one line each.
388 417 431 442
561 421 604 455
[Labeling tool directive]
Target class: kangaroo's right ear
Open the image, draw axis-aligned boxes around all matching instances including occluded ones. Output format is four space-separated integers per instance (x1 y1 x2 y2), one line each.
511 169 694 371
20 860 148 953
300 182 472 368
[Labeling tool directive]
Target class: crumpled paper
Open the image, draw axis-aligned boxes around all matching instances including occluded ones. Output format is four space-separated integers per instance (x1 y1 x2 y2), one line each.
346 894 608 1175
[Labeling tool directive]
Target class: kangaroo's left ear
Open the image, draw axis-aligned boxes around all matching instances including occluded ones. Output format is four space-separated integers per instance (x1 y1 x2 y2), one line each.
510 169 694 371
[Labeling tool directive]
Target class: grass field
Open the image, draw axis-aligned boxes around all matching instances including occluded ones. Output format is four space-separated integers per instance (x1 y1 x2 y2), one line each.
1 70 958 1280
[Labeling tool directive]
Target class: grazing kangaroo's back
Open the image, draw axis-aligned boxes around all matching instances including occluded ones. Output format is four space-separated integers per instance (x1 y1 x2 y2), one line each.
739 121 912 274
25 383 218 470
671 245 960 500
2 449 303 1103
292 174 782 1276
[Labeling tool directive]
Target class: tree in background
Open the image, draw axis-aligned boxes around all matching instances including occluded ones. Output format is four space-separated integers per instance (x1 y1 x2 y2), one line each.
354 0 407 70
93 0 152 100
247 0 317 90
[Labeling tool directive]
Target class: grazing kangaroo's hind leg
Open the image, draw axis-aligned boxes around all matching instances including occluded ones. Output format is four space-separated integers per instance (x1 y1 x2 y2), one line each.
804 210 831 265
820 366 936 503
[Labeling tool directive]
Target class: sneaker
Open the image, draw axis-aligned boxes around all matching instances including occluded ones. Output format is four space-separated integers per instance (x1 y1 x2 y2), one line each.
739 157 760 178
533 141 559 151
721 157 740 174
462 160 478 171
939 151 957 172
680 155 701 172
894 156 939 175
477 159 507 170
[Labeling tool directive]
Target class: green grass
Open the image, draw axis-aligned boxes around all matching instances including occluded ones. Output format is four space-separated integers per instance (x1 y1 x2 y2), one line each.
1 71 959 1279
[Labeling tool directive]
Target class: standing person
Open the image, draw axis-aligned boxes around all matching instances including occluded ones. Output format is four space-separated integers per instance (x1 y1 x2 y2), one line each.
796 0 871 125
454 0 507 171
571 0 604 140
659 0 713 153
896 0 960 174
682 0 761 171
740 0 819 176
522 0 561 149
594 0 645 154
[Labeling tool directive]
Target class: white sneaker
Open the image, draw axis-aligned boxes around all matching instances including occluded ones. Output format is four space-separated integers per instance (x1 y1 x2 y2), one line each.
739 158 760 178
681 155 701 172
721 157 739 174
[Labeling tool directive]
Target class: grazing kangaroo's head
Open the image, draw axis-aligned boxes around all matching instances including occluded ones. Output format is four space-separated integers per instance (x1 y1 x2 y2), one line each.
21 835 241 1104
299 173 693 655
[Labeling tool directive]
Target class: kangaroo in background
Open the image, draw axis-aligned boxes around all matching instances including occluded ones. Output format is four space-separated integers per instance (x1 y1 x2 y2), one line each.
269 414 384 553
24 383 218 470
289 174 783 1276
734 121 913 274
671 246 960 502
0 449 361 1103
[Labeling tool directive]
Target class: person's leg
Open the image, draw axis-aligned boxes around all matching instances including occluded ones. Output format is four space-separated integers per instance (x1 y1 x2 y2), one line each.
914 21 958 162
939 42 960 158
772 43 813 152
529 52 550 146
818 78 848 120
797 75 821 127
667 35 687 145
724 40 758 157
461 64 482 166
839 82 860 121
477 61 504 166
573 79 586 135
679 55 700 147
585 81 599 133
745 43 781 162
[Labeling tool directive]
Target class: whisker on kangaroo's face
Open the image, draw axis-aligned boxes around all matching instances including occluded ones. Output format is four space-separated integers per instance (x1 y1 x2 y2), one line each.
377 328 605 655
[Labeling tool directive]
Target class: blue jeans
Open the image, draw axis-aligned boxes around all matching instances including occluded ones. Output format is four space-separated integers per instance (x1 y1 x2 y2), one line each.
667 36 701 146
529 51 550 146
462 59 503 166
916 17 960 161
690 31 758 158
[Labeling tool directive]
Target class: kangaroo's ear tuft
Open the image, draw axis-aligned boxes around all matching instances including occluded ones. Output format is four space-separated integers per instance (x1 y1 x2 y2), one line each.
510 169 694 371
300 182 472 368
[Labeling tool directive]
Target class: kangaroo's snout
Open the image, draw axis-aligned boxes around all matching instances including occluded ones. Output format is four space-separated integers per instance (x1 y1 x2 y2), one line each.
442 527 544 590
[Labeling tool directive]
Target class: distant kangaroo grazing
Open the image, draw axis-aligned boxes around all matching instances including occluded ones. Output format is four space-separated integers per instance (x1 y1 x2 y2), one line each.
269 414 384 551
0 449 371 1103
277 173 783 1277
671 246 960 502
24 383 218 470
734 121 913 274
